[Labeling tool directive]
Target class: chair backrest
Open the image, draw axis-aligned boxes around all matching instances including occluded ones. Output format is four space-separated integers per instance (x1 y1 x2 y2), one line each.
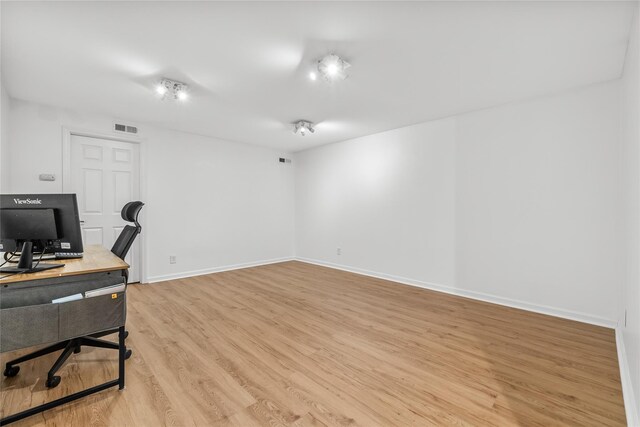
111 201 144 260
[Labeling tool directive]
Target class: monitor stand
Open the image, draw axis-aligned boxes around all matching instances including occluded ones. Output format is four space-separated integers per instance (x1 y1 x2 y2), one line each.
0 242 64 274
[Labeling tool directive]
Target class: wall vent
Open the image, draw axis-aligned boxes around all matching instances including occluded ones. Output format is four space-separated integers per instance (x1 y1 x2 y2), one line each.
114 122 138 134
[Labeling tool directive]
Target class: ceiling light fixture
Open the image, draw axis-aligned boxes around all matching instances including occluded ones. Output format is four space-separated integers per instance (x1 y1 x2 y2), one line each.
317 53 350 81
309 71 317 81
157 78 189 101
293 120 315 136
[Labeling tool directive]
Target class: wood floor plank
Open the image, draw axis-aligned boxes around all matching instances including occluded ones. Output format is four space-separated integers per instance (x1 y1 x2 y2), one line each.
1 261 626 426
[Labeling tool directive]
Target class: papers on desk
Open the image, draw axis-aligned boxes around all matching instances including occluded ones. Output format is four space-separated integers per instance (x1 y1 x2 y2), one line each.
51 293 83 304
51 284 125 303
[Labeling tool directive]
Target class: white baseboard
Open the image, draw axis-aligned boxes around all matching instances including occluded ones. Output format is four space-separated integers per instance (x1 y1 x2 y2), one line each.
295 257 618 329
146 256 295 283
616 328 640 427
148 255 617 328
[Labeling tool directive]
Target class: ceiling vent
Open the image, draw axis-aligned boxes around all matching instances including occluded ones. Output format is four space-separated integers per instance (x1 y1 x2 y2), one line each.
113 122 138 135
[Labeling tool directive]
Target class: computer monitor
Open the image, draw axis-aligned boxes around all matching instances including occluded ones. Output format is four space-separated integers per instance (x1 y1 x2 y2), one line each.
0 194 84 255
0 194 84 274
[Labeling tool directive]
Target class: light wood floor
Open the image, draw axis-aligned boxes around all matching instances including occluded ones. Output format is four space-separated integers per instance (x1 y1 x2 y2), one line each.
1 261 626 426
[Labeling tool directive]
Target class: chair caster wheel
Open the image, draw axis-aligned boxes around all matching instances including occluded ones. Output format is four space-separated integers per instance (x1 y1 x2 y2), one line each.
46 376 61 388
123 331 129 339
124 349 132 360
3 366 19 377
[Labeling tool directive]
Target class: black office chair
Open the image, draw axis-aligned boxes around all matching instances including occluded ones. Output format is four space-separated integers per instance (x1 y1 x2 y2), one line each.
112 201 144 257
3 201 144 388
111 201 144 282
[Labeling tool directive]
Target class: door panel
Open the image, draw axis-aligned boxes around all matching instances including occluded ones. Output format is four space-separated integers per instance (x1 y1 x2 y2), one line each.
113 148 131 163
82 144 103 160
82 169 103 213
83 227 103 246
70 135 141 282
113 171 132 212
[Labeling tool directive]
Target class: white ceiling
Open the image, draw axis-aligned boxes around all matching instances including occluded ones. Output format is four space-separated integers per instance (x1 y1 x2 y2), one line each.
1 1 636 152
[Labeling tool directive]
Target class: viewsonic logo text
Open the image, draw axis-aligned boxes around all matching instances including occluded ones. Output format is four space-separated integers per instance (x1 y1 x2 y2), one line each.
13 198 42 205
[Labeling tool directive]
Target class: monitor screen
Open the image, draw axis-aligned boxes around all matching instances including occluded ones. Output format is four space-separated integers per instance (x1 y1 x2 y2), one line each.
0 208 59 241
0 194 83 254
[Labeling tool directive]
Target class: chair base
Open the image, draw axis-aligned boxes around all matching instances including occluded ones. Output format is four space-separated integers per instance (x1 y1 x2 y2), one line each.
3 332 131 388
0 326 127 426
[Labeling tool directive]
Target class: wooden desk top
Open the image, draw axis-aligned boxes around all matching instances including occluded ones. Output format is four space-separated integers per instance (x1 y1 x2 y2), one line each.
0 245 129 284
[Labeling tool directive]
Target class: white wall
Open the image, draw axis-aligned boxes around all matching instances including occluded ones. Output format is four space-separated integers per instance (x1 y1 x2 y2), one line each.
621 7 640 424
7 99 295 282
455 82 622 324
143 126 294 281
0 1 8 194
0 80 9 192
295 81 623 327
295 118 456 286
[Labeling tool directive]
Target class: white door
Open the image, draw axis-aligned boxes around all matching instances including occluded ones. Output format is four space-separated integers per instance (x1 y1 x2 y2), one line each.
69 135 141 282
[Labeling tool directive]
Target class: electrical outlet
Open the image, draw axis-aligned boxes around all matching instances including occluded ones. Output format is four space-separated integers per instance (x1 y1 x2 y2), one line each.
337 247 342 256
169 255 177 264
